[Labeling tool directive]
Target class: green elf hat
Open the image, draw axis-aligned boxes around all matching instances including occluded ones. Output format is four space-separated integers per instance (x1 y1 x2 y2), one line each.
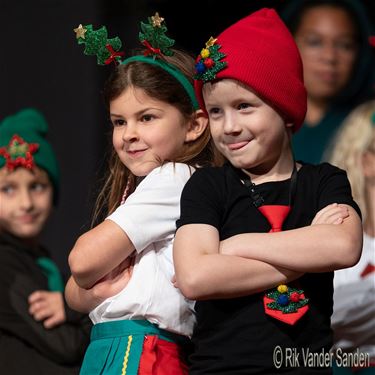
0 108 59 204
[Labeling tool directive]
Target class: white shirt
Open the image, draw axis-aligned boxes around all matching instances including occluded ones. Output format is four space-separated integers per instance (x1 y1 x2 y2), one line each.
334 233 375 287
89 163 196 337
332 233 375 360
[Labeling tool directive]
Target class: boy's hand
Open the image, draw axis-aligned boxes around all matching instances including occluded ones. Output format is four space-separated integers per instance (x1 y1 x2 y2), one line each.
28 291 66 329
311 203 349 226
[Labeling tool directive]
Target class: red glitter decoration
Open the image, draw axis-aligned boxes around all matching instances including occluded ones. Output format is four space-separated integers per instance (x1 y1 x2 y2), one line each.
141 40 162 57
0 135 39 171
104 44 125 66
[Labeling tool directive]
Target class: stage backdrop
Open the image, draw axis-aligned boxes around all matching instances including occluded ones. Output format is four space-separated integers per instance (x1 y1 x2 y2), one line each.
1 0 374 277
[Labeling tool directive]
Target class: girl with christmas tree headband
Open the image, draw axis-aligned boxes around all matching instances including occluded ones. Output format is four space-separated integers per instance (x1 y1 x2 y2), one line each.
0 108 91 374
66 13 215 374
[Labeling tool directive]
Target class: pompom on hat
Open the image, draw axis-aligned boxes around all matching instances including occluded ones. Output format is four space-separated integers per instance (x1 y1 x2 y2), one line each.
0 108 59 203
194 8 307 132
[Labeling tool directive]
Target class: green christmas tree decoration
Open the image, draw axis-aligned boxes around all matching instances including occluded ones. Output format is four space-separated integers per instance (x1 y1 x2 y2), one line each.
138 12 174 57
266 286 309 314
74 24 124 65
194 38 227 82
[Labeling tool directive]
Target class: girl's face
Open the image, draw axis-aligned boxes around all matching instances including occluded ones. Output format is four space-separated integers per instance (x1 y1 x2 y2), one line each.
203 79 291 174
110 86 194 176
0 167 53 240
294 5 358 102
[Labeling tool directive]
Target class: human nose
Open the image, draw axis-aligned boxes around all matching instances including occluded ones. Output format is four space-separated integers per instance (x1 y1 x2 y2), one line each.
19 188 33 211
321 42 338 64
223 113 241 135
121 122 138 142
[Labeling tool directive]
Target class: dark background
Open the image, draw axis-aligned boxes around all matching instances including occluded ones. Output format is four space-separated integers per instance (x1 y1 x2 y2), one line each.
1 0 374 277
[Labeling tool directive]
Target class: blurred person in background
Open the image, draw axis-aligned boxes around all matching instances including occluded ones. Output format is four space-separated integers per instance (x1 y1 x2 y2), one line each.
329 100 375 374
282 0 375 164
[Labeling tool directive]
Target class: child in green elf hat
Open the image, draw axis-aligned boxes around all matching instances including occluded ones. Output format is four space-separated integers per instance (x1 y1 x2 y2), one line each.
0 108 91 374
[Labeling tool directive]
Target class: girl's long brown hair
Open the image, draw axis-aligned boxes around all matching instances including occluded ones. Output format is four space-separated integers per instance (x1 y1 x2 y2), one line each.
92 49 217 225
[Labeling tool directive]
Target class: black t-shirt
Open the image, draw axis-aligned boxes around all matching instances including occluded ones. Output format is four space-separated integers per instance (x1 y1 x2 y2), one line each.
177 162 360 374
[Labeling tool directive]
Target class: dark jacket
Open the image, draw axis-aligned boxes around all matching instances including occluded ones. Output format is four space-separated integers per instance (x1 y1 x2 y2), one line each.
0 232 91 374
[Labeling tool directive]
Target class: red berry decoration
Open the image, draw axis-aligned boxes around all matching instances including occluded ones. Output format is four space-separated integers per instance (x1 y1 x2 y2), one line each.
290 292 300 303
204 58 215 68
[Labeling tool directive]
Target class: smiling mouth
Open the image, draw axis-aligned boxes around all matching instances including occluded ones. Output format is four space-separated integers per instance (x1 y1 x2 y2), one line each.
127 149 147 157
227 141 249 151
17 215 37 223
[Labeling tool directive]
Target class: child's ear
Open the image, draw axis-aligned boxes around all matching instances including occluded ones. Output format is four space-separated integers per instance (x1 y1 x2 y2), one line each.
185 110 209 142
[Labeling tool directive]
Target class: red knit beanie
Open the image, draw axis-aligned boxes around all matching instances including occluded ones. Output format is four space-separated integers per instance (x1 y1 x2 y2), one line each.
194 8 307 132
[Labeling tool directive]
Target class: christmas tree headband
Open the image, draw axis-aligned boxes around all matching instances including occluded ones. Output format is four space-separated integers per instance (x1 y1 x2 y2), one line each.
74 13 199 110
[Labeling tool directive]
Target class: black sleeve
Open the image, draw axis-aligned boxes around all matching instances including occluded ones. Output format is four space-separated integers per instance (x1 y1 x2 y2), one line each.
0 247 91 365
316 163 361 217
176 167 224 230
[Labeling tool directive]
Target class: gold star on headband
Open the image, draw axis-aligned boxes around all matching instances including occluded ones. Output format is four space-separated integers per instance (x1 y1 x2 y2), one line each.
205 37 217 48
74 24 87 39
151 12 164 28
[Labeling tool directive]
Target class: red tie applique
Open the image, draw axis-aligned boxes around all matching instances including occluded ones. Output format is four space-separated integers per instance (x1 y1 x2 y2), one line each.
259 205 309 325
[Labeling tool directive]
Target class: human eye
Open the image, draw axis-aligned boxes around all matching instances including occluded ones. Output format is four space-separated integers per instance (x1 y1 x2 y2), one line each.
207 107 222 119
335 39 357 53
237 103 251 110
111 118 126 127
140 113 155 122
30 182 47 192
299 35 322 49
0 184 15 195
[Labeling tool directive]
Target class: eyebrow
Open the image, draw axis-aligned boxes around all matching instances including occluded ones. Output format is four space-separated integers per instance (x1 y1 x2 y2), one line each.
110 107 163 118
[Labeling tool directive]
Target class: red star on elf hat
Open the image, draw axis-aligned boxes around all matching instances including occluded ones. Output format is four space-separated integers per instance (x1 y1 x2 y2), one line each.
0 108 60 204
194 8 307 132
0 135 39 171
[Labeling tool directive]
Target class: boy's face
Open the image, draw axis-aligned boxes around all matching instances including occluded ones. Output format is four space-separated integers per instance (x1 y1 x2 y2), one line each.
0 166 53 240
202 79 291 171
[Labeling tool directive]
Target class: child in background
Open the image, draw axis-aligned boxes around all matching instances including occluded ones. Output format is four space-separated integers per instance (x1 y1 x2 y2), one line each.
65 14 214 374
328 100 375 374
0 108 91 374
173 8 362 374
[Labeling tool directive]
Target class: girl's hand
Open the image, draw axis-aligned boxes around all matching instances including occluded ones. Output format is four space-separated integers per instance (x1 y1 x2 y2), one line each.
311 203 349 226
28 291 66 329
91 257 135 299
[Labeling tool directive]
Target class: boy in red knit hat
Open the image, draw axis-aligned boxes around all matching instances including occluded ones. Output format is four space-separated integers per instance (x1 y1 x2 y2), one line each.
173 8 363 374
